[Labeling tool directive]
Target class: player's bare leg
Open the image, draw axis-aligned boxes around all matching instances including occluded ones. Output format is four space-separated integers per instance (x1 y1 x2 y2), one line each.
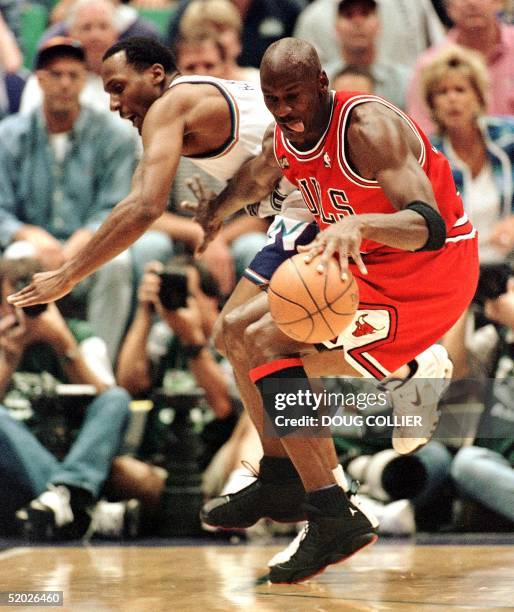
212 279 286 458
202 284 345 530
221 306 449 582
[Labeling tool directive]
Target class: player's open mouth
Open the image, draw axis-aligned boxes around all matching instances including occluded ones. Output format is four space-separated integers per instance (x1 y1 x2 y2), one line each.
283 120 305 133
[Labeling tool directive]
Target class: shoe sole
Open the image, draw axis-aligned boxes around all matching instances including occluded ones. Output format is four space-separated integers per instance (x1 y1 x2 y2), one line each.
269 532 378 585
201 512 307 531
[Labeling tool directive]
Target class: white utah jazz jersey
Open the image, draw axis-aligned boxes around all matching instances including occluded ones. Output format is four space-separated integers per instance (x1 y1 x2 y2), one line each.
169 75 273 183
169 75 313 223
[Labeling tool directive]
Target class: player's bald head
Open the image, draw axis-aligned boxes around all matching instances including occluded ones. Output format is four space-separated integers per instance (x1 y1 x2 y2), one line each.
260 38 322 84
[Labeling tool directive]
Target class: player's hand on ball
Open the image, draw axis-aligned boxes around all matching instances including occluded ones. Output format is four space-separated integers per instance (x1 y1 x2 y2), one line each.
298 219 368 280
180 175 223 254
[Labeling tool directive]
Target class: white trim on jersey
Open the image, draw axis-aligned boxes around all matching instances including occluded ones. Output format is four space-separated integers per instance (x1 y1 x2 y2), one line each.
278 92 336 162
453 213 470 227
336 95 426 189
445 228 477 243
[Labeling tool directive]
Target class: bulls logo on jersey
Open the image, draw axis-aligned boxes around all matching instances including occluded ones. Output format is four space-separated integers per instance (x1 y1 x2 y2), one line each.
352 314 385 338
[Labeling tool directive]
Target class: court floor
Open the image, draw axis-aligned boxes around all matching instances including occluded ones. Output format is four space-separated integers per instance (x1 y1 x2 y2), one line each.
1 537 513 611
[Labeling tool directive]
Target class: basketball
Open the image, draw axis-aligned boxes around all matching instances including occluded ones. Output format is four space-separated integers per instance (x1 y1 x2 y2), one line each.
268 253 359 343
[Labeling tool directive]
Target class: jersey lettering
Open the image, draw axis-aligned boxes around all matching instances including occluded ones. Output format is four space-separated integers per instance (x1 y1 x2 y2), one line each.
328 189 355 217
298 179 355 223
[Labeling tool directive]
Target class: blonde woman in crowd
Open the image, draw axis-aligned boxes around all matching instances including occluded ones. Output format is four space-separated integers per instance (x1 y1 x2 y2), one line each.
420 45 514 377
421 45 514 267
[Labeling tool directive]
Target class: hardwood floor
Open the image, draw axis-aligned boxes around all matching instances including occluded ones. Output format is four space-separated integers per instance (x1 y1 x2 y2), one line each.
0 541 513 611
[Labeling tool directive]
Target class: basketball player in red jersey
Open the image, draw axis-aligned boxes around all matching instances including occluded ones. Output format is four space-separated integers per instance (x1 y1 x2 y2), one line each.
186 38 479 583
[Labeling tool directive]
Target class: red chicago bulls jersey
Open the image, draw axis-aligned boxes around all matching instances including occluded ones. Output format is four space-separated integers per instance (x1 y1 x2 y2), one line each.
273 92 474 255
272 92 478 378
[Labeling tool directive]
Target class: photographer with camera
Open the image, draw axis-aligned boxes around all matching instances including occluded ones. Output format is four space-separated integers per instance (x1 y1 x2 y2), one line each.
0 256 135 540
117 255 232 420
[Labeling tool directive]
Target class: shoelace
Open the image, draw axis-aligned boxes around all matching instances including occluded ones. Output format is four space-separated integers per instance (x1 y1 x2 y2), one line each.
240 460 259 479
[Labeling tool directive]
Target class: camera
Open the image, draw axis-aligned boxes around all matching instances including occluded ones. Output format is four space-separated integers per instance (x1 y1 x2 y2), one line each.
473 263 512 308
158 267 189 311
15 278 47 318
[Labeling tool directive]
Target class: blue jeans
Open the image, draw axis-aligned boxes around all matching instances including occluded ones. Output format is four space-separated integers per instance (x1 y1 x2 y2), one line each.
451 446 514 522
0 387 130 533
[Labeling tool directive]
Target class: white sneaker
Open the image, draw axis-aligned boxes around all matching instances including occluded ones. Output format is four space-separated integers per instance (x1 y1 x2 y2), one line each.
86 499 141 539
383 345 453 455
267 492 379 567
31 485 74 528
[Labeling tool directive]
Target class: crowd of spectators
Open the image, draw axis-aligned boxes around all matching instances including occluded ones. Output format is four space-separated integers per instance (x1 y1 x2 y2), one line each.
0 0 512 541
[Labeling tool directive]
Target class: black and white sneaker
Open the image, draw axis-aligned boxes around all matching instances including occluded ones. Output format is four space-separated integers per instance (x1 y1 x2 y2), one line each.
15 484 90 541
269 491 378 584
382 344 453 455
201 457 306 529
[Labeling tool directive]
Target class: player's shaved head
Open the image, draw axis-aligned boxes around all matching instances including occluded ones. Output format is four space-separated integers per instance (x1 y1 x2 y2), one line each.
259 38 331 148
260 38 322 84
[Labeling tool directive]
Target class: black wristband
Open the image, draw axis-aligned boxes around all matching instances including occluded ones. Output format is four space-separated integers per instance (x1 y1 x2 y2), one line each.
406 201 446 251
182 344 206 359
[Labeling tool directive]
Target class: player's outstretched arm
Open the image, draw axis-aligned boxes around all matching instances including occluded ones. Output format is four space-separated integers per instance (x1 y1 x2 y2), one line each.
182 124 282 252
8 96 188 308
300 103 446 278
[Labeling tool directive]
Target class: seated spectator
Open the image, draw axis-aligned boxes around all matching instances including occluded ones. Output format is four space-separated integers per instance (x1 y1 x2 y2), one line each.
0 256 134 540
420 45 514 378
117 256 234 419
21 0 156 119
451 277 514 527
48 0 161 39
331 64 375 93
407 0 514 135
178 0 259 82
423 45 514 265
167 0 306 68
0 38 171 362
324 0 411 109
174 29 230 79
293 0 444 71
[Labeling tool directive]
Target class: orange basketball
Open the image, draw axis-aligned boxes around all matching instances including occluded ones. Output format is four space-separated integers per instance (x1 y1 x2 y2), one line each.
268 253 359 343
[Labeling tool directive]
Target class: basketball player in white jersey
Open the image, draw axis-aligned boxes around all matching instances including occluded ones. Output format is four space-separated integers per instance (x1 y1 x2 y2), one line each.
8 36 379 574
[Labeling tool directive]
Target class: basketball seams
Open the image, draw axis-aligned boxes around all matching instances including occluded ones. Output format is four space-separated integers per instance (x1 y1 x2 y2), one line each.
290 257 338 339
268 253 359 343
322 263 355 311
324 275 358 315
268 286 313 320
268 281 316 342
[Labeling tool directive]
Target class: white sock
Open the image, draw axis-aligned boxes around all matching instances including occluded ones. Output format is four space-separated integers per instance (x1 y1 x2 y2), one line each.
332 464 349 492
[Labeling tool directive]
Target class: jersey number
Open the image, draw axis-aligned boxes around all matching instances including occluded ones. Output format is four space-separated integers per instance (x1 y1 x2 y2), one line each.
297 178 355 223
